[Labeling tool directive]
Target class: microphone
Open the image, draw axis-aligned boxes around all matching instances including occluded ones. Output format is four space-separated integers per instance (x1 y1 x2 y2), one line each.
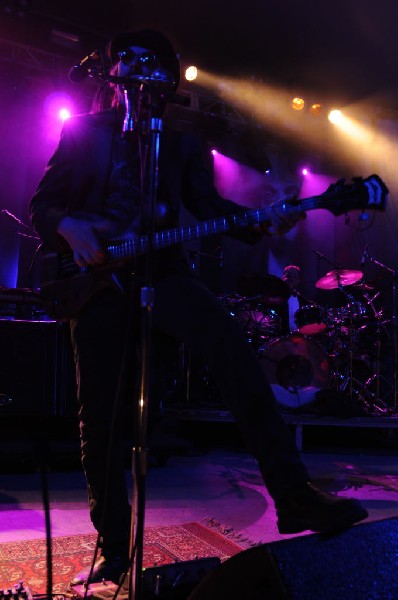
146 67 176 88
361 244 369 266
69 50 102 82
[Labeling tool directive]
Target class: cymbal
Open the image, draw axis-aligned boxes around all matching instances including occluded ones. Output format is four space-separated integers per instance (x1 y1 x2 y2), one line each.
315 269 363 290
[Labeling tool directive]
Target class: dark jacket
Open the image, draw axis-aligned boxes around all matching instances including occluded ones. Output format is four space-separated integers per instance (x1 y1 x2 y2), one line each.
30 107 257 261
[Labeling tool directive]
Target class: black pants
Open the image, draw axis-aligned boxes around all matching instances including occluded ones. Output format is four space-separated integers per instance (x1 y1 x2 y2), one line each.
70 273 309 556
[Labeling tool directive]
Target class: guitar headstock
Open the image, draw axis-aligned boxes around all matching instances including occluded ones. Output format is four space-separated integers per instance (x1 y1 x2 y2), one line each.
318 174 388 216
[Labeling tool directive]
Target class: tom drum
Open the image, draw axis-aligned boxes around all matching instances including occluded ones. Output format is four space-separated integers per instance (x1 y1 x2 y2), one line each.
294 305 327 335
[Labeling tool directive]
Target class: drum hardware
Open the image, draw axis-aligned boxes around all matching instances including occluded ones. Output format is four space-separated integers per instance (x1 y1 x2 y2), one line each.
236 273 290 305
219 293 282 350
357 248 398 410
217 277 394 416
324 282 397 415
330 353 374 401
352 282 375 291
236 305 281 336
315 265 381 411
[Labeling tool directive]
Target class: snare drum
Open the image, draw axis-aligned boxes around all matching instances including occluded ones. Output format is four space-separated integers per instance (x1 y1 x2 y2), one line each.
259 333 331 409
294 305 327 335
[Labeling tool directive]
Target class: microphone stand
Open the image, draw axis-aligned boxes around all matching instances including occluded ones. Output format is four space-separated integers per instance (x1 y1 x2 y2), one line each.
121 81 165 600
107 72 219 600
313 249 342 272
313 249 342 302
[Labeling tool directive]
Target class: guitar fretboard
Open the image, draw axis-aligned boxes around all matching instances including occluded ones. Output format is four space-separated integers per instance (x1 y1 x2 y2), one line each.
106 198 321 261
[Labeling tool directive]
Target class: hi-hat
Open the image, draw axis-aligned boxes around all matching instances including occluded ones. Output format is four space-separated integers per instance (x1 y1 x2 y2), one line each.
315 269 363 290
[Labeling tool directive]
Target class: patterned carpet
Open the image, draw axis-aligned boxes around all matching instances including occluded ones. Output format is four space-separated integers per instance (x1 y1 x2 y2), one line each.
0 522 244 595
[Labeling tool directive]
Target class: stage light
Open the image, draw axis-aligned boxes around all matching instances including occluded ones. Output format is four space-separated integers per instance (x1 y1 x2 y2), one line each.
328 108 372 144
292 97 305 111
59 107 71 121
301 167 310 176
328 109 343 124
211 149 218 155
185 66 198 82
42 92 74 141
310 103 322 115
44 93 74 120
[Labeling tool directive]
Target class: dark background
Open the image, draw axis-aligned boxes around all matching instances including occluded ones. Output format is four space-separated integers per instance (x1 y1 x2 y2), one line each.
2 0 398 105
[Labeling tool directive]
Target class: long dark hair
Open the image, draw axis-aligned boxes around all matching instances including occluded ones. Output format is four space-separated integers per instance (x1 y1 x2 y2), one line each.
89 58 120 113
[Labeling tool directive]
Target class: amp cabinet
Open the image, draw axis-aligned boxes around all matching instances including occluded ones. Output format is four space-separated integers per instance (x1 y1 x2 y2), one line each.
0 319 77 417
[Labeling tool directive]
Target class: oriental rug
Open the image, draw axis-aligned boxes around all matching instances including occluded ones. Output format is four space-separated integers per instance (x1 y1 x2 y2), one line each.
0 521 245 595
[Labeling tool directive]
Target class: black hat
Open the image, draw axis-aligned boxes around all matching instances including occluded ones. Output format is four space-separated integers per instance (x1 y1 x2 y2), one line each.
109 29 180 88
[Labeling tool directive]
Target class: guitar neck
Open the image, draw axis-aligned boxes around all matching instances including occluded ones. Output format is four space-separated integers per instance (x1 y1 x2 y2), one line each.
106 196 320 261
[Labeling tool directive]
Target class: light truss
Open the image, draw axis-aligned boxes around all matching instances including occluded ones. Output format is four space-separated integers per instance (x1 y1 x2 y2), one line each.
0 36 71 76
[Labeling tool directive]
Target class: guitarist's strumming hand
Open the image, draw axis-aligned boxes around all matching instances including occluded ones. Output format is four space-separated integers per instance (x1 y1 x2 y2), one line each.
57 215 114 267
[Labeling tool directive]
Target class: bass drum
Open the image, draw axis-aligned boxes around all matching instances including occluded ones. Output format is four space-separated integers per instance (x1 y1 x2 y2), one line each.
259 333 331 410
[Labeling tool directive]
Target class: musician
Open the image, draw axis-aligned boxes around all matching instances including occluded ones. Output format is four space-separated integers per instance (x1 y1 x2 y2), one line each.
281 264 303 333
30 29 367 586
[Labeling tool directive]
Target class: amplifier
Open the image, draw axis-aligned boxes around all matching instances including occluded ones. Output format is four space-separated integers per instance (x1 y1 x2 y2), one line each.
0 319 76 417
0 287 50 321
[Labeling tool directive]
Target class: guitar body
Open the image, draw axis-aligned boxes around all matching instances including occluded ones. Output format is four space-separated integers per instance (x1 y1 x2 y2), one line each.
40 254 125 321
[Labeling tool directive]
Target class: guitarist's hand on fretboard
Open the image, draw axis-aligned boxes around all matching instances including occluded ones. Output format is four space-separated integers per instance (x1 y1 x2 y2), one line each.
255 194 307 237
57 215 114 267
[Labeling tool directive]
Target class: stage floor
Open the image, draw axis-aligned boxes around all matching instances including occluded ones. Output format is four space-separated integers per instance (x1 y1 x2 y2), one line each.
1 420 398 548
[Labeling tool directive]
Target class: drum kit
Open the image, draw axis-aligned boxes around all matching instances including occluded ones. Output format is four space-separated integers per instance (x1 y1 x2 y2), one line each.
221 268 390 415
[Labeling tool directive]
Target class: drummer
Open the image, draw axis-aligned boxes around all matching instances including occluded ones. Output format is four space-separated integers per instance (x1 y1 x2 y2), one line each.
281 265 303 333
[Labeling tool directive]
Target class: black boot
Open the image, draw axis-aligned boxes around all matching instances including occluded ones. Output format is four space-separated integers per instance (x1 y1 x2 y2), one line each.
70 554 129 587
276 482 368 534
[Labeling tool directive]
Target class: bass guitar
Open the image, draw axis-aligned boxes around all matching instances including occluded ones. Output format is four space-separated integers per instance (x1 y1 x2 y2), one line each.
39 174 388 321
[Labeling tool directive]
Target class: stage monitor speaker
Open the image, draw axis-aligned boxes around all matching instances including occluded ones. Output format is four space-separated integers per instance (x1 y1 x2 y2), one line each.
188 517 398 599
0 319 76 417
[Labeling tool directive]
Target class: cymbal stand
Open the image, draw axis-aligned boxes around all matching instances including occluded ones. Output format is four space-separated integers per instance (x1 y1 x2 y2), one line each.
365 252 398 411
336 281 357 403
362 290 392 413
313 249 341 291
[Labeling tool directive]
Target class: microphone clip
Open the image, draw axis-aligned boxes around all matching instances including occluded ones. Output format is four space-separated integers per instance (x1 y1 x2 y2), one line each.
69 50 106 83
